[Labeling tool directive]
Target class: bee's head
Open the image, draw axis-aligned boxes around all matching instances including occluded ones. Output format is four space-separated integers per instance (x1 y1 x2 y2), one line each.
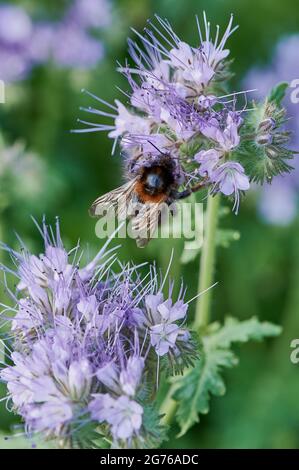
145 172 164 193
142 165 175 195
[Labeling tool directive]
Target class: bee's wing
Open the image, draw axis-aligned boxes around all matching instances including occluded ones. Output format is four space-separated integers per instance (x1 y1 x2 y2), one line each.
131 199 168 248
89 179 137 219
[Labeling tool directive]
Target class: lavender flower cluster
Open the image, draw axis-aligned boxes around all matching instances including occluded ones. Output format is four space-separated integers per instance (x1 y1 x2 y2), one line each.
77 14 294 213
0 220 195 448
0 0 111 82
245 35 299 225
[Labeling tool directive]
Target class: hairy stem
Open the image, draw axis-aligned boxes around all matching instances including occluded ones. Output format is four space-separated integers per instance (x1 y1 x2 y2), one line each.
161 194 221 426
193 194 220 330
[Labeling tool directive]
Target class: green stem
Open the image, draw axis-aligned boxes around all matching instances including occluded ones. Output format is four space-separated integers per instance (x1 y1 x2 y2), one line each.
193 194 220 330
161 194 221 425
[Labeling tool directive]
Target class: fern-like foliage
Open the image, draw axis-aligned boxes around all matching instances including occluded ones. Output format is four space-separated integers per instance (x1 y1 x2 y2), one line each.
172 317 281 437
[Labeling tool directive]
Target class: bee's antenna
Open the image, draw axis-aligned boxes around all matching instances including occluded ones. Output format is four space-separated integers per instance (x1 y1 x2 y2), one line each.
147 140 166 155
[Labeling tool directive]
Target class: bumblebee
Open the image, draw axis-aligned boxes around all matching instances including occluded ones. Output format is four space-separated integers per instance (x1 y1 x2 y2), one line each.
90 153 205 247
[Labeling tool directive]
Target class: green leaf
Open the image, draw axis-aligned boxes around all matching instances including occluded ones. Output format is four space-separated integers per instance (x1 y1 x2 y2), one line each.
173 317 281 437
268 82 288 106
207 316 282 349
174 348 237 436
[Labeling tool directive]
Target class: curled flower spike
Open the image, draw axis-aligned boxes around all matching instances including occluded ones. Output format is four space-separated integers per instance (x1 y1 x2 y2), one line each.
0 220 196 448
74 13 294 219
244 34 299 225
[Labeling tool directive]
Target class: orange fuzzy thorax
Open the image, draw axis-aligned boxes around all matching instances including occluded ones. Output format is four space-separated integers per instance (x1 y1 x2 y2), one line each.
134 180 168 203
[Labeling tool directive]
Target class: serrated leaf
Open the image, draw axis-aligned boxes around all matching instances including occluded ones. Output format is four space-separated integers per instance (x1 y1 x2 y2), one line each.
173 316 281 436
268 82 288 106
174 347 237 436
207 316 282 349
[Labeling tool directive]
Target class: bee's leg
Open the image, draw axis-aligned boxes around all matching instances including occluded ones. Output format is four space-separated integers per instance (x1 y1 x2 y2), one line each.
173 188 192 200
172 181 208 200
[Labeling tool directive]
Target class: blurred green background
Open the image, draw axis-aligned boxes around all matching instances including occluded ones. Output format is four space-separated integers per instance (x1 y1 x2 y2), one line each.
0 0 299 449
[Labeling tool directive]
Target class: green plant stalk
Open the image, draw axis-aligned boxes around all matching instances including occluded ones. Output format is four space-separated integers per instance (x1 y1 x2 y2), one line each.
161 194 221 425
160 387 178 426
193 194 220 330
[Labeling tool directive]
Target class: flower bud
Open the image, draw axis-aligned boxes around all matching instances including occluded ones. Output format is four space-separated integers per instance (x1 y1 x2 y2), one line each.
265 146 280 159
120 356 144 396
96 361 120 393
256 133 273 146
258 117 275 133
273 133 290 145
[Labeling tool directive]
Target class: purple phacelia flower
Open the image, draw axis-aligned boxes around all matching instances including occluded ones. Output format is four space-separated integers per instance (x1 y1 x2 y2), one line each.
0 5 32 45
200 111 242 151
0 1 110 82
96 354 144 397
75 13 268 215
68 0 111 29
1 326 90 435
52 23 104 69
143 293 191 357
126 13 236 97
27 23 56 64
0 219 195 448
89 394 143 441
258 179 297 225
211 162 250 212
0 44 30 82
76 14 294 219
119 356 145 397
195 149 222 177
108 100 152 140
150 323 181 356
